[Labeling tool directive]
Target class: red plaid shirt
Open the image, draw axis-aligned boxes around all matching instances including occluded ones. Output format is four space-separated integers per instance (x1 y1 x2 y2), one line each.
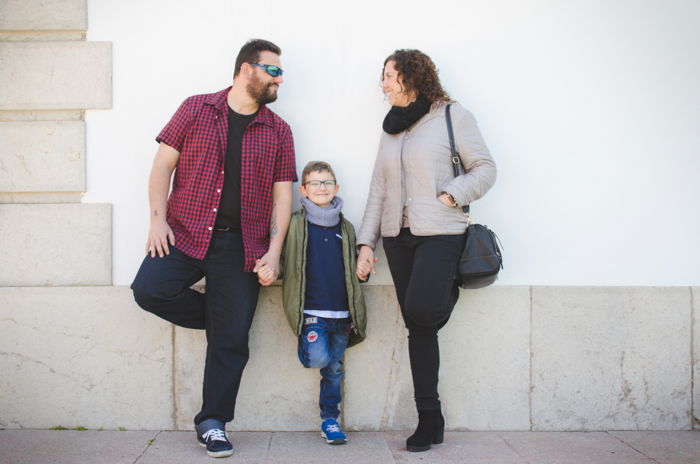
156 87 297 271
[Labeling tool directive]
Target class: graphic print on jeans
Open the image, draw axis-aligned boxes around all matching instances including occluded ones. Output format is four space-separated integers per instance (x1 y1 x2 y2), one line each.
297 316 350 420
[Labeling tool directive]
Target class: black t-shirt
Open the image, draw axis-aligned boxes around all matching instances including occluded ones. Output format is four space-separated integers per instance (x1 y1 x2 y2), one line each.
215 107 258 229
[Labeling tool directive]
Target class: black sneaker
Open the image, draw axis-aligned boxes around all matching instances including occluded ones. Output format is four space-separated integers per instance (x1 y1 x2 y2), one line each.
197 428 233 458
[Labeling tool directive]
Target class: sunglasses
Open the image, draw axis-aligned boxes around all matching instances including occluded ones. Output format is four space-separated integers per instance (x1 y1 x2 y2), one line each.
249 63 284 77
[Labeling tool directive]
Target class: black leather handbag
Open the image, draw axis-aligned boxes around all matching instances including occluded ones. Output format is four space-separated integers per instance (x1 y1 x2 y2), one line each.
445 104 503 289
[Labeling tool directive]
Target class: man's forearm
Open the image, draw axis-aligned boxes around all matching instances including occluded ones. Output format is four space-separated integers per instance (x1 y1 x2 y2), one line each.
268 181 293 255
148 166 172 222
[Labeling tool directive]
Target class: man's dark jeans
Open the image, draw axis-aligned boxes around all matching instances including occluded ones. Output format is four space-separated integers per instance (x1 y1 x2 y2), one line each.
131 230 260 426
383 228 465 411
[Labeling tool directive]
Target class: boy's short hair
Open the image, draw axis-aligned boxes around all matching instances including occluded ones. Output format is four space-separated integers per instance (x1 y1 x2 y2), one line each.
302 161 336 184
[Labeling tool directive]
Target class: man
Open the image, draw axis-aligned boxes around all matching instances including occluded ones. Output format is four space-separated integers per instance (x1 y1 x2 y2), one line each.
131 39 296 458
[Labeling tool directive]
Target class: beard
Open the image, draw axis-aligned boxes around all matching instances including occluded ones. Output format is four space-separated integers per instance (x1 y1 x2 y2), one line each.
246 73 279 105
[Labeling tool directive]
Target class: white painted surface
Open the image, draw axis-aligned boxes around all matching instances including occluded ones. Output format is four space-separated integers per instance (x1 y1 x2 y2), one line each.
84 0 700 286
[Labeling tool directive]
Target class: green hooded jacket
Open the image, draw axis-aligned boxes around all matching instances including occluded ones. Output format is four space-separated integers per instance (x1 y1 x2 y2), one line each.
281 208 367 347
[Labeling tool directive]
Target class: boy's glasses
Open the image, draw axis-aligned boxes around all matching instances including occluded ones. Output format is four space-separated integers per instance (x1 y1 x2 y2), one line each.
248 63 284 77
304 180 336 189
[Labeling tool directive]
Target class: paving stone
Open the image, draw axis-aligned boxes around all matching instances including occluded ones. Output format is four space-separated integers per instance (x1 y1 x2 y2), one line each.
499 432 654 464
609 431 700 464
385 431 526 464
138 431 271 464
0 430 154 464
267 432 394 464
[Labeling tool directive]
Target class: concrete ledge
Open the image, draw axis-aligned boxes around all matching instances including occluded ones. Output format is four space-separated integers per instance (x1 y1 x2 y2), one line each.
0 285 694 431
531 286 692 430
0 42 111 110
0 204 111 286
0 287 173 430
0 121 85 192
0 0 86 31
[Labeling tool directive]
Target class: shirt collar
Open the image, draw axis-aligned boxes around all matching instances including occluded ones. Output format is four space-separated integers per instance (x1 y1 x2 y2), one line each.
205 86 274 128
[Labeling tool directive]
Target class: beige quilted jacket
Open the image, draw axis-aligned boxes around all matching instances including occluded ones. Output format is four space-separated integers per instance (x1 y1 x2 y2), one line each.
357 101 497 248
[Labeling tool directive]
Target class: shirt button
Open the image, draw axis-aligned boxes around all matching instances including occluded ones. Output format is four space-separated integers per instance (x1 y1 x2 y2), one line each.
217 189 221 193
221 170 224 175
213 208 217 212
208 227 212 231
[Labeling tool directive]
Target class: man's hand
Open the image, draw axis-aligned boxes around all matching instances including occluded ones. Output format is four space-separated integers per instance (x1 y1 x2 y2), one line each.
146 219 175 258
356 245 378 281
253 253 280 286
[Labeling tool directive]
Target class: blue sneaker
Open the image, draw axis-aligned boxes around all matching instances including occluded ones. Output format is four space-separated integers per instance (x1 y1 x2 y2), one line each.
321 418 347 445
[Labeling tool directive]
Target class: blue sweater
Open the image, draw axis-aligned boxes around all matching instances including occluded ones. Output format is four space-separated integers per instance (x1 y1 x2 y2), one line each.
304 221 349 312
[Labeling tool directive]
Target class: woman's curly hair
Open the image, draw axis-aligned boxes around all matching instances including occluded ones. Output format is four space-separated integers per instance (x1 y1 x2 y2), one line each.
384 49 451 104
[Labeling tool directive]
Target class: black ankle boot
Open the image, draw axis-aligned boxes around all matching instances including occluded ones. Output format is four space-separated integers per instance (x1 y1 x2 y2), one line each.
406 409 445 452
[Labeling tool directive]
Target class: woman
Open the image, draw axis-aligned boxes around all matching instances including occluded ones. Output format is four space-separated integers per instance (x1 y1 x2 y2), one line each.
355 49 496 452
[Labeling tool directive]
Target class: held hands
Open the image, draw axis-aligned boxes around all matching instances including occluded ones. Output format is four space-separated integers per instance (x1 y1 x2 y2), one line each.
146 219 175 258
253 252 279 286
356 245 379 281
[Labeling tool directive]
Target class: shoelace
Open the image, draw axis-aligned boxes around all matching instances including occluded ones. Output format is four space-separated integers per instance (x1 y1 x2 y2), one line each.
326 424 341 433
202 429 228 442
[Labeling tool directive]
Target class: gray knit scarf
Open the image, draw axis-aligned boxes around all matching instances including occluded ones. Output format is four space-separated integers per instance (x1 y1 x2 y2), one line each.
300 196 343 227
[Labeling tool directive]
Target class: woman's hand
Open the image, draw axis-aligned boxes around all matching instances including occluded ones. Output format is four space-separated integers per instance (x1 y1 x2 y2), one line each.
438 192 457 207
356 245 378 281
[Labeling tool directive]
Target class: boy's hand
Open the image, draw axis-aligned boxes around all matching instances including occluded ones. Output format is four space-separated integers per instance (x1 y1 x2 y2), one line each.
254 254 278 286
356 245 378 280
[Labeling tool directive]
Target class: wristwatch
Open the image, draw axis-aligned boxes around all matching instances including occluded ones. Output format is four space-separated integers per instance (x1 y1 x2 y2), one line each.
440 191 458 208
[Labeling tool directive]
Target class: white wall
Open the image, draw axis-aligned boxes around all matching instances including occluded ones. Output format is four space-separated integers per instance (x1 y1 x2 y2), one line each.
85 0 700 286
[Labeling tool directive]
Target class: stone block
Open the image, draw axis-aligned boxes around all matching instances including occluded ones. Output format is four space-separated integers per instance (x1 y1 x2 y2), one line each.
440 286 531 430
531 287 692 430
0 204 111 286
0 287 173 430
0 121 85 192
0 42 111 110
693 287 700 430
344 286 414 430
267 432 395 463
173 286 321 431
345 286 531 431
0 0 86 31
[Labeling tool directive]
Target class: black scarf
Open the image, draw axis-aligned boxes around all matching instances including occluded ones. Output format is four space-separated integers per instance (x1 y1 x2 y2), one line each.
382 97 431 134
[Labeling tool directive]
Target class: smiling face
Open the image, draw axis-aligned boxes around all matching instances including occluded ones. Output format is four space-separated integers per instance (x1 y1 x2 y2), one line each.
245 50 284 105
300 170 340 208
381 60 414 107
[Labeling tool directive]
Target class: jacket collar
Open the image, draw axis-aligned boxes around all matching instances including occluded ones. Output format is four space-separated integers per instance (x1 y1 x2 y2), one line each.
204 86 275 128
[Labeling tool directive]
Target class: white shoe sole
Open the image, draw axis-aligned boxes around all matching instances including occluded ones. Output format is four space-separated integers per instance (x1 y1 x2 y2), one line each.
321 431 347 445
198 439 233 457
206 449 234 458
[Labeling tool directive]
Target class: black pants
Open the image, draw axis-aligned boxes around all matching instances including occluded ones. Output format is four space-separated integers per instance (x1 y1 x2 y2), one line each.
383 228 465 411
131 230 260 426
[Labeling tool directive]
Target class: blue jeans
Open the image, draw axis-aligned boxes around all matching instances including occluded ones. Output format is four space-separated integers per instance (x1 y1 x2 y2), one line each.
131 230 260 426
297 316 350 420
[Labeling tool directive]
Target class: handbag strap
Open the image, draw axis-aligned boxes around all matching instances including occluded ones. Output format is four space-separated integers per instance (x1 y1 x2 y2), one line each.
445 104 470 214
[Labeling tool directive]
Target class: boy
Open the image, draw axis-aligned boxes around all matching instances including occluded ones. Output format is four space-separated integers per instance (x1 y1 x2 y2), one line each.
258 161 367 444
